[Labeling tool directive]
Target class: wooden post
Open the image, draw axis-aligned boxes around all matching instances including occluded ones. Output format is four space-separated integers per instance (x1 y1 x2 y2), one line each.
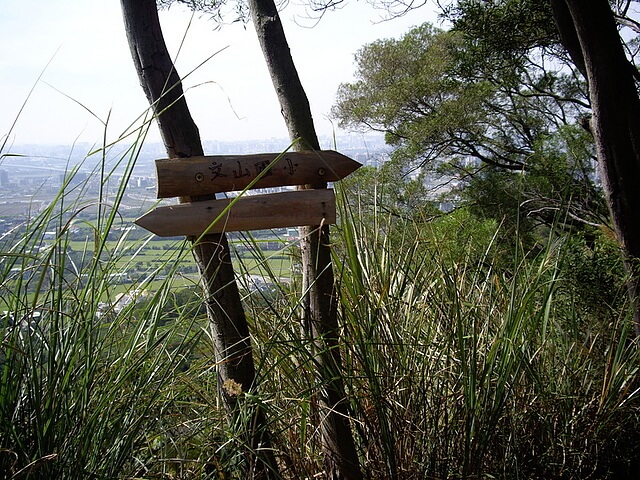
119 1 278 478
248 0 364 478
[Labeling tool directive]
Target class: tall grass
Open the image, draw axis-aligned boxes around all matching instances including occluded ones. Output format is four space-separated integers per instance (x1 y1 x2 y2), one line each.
2 131 640 478
239 187 640 478
325 189 640 478
0 132 209 478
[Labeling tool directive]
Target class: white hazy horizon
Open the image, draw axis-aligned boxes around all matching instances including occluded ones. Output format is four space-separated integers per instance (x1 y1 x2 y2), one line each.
1 1 442 147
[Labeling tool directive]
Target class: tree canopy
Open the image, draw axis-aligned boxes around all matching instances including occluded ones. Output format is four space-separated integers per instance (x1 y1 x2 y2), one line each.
332 20 605 236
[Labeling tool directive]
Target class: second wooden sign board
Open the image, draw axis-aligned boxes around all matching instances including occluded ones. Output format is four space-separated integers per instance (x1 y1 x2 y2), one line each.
135 150 361 237
136 189 337 237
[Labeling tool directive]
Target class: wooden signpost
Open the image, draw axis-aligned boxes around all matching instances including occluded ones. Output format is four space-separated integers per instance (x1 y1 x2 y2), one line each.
135 150 361 236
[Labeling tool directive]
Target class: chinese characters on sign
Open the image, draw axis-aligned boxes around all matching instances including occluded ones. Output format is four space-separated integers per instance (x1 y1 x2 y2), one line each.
208 158 299 182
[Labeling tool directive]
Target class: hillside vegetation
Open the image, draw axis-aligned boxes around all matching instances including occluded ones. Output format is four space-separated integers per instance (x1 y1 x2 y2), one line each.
1 143 639 479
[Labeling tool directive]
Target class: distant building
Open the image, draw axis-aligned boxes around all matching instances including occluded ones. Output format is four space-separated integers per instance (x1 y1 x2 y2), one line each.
133 176 154 188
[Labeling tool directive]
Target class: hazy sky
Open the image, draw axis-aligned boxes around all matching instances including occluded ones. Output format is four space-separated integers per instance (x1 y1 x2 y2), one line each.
1 1 441 147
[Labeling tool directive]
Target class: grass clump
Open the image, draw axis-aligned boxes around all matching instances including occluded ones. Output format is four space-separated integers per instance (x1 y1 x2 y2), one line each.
326 192 640 478
0 138 208 479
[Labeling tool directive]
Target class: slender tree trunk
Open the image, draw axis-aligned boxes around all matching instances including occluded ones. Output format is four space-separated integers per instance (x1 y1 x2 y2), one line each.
248 1 362 478
551 0 640 336
119 1 278 477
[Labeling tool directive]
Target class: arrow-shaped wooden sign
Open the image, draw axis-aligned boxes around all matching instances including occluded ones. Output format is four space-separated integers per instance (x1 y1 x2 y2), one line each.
135 189 336 237
155 150 361 198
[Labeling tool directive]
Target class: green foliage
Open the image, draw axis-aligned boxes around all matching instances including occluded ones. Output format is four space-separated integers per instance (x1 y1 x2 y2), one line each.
334 24 499 170
564 228 627 323
1 144 638 478
333 20 590 176
334 19 604 252
425 206 508 267
440 0 559 58
463 125 608 248
330 191 640 478
0 136 208 478
440 0 640 66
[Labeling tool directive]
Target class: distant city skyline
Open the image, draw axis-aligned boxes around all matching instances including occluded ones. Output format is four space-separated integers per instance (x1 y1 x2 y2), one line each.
0 135 391 186
1 1 443 149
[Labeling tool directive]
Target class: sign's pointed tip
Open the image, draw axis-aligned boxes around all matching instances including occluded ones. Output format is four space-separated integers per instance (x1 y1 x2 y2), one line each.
134 211 158 235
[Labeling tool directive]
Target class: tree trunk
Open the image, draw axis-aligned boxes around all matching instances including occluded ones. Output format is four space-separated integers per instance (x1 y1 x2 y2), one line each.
551 0 640 336
248 1 362 478
119 1 278 477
